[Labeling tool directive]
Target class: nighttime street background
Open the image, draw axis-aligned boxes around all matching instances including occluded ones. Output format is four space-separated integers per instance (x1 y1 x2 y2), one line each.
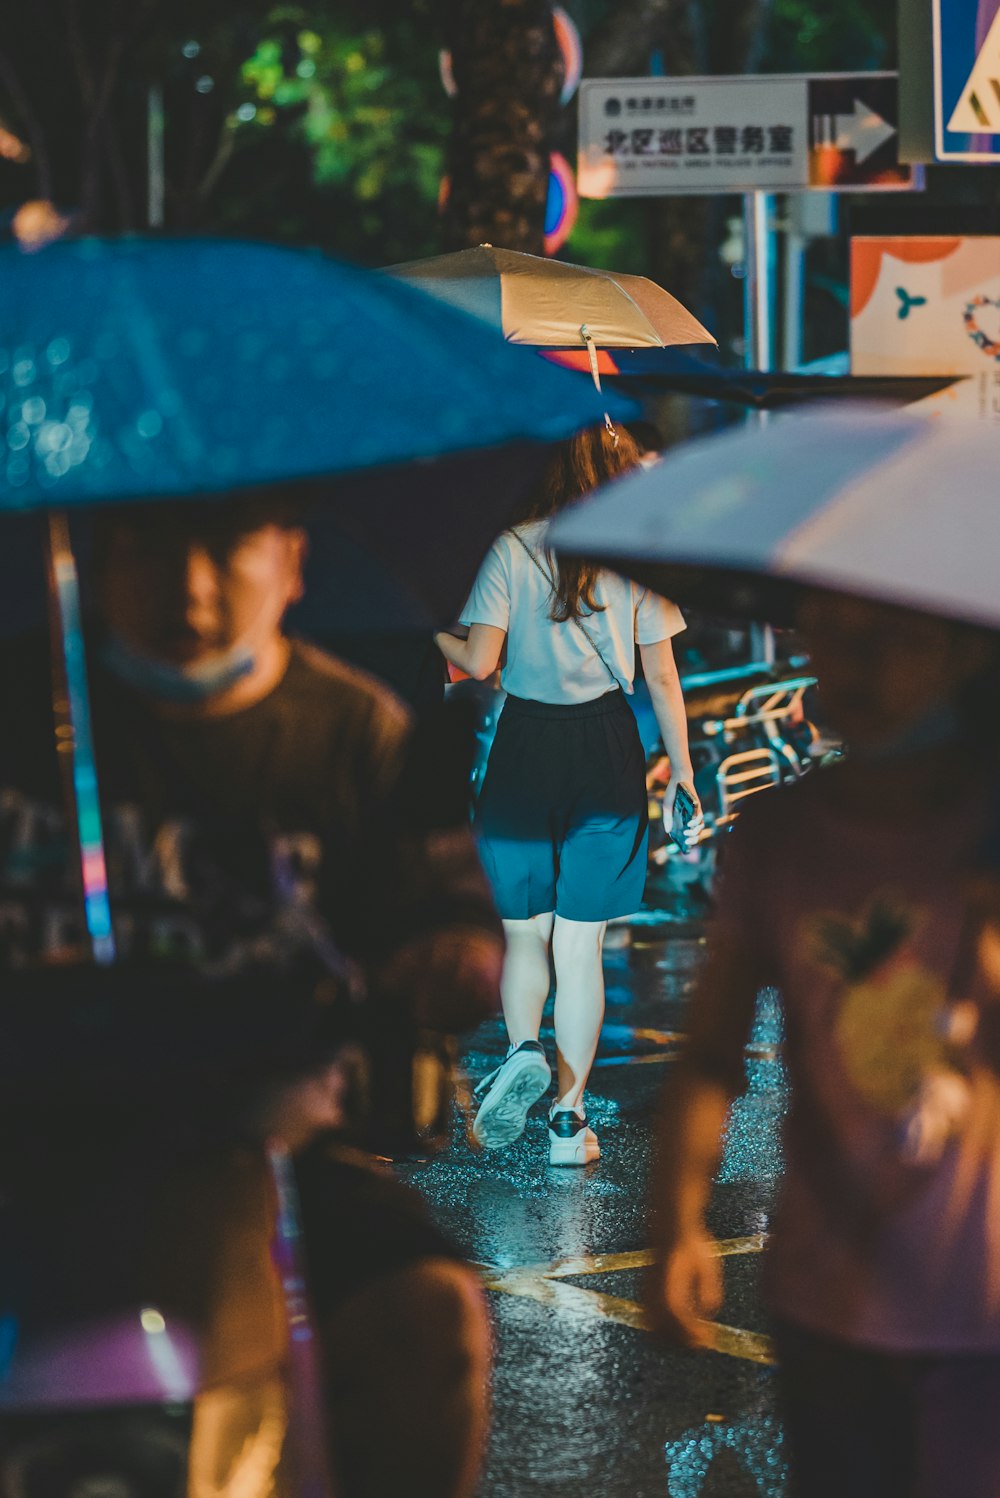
2 5 1000 1498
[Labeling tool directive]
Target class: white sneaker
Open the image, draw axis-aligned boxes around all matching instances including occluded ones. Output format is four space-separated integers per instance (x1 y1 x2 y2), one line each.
548 1109 600 1166
472 1041 551 1149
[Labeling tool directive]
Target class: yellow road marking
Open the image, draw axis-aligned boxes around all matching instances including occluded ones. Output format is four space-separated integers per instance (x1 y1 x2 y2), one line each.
479 1236 771 1365
706 1322 775 1366
627 1027 686 1045
543 1248 656 1278
591 1052 679 1069
590 1038 780 1069
482 1273 649 1331
535 1235 765 1279
712 1234 767 1258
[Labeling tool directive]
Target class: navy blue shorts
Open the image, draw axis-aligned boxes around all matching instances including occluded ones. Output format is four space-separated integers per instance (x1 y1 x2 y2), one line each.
474 690 648 922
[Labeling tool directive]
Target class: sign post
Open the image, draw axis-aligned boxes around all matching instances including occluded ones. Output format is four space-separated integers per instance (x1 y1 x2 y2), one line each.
743 190 774 373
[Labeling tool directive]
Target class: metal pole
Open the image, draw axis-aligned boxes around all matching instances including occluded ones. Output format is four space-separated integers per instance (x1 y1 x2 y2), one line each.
147 85 165 229
742 191 776 672
268 1143 338 1498
45 513 116 964
783 199 805 371
742 189 773 374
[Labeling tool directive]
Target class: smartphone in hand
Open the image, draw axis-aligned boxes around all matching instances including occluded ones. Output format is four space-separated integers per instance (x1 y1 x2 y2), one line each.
670 784 699 852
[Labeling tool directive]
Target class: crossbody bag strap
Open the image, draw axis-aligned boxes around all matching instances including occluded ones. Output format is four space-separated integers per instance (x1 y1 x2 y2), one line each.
509 528 622 691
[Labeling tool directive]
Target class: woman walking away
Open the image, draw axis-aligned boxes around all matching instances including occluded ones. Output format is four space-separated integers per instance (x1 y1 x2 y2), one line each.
435 426 703 1167
647 588 1000 1498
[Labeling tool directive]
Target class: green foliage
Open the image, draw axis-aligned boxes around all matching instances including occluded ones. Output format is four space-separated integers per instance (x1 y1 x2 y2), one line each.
564 198 652 273
765 0 897 71
206 4 450 261
165 0 897 264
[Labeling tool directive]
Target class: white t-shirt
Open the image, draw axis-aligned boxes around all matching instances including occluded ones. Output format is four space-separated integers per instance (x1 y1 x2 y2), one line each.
460 520 685 705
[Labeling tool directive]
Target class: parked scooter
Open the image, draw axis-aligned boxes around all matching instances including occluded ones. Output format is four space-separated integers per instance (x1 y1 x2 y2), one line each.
645 672 833 883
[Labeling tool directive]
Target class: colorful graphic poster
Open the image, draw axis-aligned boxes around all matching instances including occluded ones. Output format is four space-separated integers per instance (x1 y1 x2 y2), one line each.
850 236 1000 375
908 370 1000 424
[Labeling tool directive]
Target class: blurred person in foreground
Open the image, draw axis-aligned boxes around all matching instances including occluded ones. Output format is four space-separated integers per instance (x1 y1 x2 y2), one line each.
646 588 1000 1498
0 494 503 1498
435 426 702 1167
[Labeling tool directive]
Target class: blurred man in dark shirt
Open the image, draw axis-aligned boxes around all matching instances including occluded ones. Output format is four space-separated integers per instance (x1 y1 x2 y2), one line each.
0 495 502 1498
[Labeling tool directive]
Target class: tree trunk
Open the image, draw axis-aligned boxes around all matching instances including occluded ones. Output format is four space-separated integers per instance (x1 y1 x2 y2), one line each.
442 0 563 254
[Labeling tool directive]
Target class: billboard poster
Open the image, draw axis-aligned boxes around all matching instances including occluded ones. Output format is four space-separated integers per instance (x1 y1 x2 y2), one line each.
851 235 1000 420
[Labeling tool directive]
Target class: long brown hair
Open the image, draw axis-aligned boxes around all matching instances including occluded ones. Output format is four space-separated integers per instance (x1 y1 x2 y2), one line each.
513 425 641 622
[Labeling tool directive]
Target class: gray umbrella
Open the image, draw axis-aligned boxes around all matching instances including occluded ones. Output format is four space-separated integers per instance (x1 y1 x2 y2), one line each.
550 407 1000 630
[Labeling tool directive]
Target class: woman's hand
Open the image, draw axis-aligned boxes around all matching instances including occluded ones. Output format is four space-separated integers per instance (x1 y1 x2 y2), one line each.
434 624 506 682
645 1232 723 1349
665 776 705 851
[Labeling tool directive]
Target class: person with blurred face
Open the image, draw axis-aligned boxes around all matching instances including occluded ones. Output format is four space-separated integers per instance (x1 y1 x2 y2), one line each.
646 589 1000 1498
0 496 502 1498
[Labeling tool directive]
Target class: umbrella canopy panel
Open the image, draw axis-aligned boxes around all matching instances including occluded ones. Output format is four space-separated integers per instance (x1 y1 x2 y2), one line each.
542 348 963 409
550 409 1000 631
0 237 631 510
387 244 715 350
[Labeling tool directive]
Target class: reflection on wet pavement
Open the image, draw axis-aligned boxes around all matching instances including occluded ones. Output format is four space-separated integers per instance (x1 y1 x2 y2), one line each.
398 922 789 1498
664 1399 788 1498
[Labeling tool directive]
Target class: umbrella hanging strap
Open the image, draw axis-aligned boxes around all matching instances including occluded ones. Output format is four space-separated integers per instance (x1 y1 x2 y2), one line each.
580 326 619 447
45 512 116 965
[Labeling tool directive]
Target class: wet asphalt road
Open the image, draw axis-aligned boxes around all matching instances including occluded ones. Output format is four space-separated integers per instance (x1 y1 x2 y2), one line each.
397 900 789 1498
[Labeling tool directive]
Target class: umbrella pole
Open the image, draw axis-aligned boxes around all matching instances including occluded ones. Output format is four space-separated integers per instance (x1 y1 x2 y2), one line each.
267 1142 339 1498
44 511 116 965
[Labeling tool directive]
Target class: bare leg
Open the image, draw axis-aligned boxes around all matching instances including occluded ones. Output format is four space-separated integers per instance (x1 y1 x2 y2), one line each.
500 913 554 1046
551 916 607 1113
323 1258 492 1498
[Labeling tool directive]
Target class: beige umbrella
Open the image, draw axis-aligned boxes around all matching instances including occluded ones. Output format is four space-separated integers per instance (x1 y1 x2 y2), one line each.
387 244 716 361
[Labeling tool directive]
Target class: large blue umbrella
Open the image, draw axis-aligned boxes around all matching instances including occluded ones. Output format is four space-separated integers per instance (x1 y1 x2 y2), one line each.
0 236 628 504
0 236 634 964
0 236 633 630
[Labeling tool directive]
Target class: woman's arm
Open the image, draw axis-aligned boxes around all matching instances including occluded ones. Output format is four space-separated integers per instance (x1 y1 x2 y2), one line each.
639 636 703 839
434 624 506 682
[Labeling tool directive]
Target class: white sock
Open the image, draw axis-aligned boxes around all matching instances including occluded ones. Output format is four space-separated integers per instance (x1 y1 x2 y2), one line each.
551 1100 585 1120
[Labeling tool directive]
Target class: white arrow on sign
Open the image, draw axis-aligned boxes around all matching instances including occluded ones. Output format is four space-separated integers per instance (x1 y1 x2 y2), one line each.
812 97 896 164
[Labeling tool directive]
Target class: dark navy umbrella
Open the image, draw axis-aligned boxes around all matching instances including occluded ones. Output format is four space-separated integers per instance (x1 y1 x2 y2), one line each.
0 236 634 963
0 236 628 504
0 235 635 629
541 346 961 409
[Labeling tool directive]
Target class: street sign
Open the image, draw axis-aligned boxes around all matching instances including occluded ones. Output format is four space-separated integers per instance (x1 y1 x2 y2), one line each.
577 73 917 197
934 0 1000 160
807 76 913 188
